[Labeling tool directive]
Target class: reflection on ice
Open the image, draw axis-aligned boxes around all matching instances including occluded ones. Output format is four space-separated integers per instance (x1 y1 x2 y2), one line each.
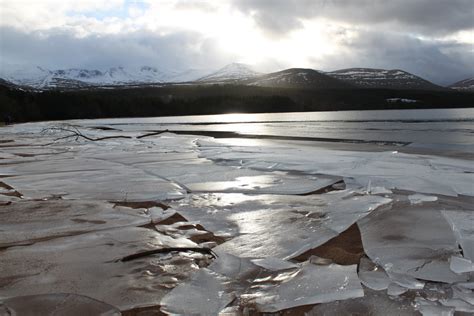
173 191 391 259
197 138 474 197
247 263 363 312
1 119 473 314
162 252 364 314
0 227 202 310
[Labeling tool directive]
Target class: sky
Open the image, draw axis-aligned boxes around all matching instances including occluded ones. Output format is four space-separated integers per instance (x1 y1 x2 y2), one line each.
0 0 473 85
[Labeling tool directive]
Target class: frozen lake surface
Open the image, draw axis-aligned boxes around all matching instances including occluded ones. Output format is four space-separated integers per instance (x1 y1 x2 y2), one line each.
0 108 473 315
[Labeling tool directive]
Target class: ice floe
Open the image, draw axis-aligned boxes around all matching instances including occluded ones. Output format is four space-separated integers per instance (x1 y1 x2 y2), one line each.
0 227 207 310
358 203 467 283
196 138 474 197
0 200 153 247
173 191 391 259
162 252 364 314
0 293 121 316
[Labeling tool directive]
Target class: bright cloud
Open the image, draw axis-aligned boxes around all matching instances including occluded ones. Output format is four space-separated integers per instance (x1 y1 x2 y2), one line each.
0 0 472 84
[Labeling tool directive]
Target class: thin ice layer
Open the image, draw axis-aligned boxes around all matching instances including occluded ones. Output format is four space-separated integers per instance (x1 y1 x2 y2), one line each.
206 191 391 259
161 253 261 314
307 287 418 316
0 293 121 316
197 138 474 197
248 263 363 312
3 169 185 201
358 257 391 291
0 200 152 247
161 253 362 313
0 226 202 310
442 210 474 261
160 268 235 315
358 203 467 283
134 157 341 195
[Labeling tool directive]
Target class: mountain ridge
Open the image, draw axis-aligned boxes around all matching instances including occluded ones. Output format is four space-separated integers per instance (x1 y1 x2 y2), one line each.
0 63 462 91
449 78 474 91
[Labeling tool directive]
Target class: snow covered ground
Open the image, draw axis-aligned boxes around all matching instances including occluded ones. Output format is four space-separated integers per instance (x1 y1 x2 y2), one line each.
0 112 473 315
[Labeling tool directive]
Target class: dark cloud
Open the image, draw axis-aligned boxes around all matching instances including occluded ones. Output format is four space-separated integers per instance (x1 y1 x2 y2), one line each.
0 26 229 71
313 30 474 85
233 0 474 36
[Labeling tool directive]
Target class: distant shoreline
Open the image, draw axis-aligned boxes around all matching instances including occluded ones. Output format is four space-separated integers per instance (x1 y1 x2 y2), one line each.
1 83 473 123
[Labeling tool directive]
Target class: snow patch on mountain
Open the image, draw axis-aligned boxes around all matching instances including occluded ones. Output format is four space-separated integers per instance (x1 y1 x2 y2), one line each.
246 68 351 89
327 68 441 90
449 78 474 91
196 63 260 82
0 64 212 89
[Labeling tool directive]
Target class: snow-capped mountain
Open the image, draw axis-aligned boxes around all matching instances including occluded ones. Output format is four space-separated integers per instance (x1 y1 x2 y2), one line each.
327 68 443 90
449 78 474 91
0 65 211 89
244 68 353 89
0 63 452 91
196 63 260 82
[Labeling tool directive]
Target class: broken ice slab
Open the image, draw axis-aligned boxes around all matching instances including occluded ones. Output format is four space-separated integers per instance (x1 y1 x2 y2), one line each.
440 298 474 313
211 191 391 259
306 287 418 316
155 221 218 244
0 200 153 247
197 138 474 197
185 173 341 195
442 210 474 261
414 297 455 316
0 293 121 316
0 227 202 310
160 268 235 315
358 203 468 283
247 263 363 312
173 191 390 258
386 283 409 296
134 155 342 195
453 284 474 305
358 256 391 291
161 258 271 312
450 256 474 274
2 169 185 201
161 253 363 314
251 257 299 272
408 193 438 205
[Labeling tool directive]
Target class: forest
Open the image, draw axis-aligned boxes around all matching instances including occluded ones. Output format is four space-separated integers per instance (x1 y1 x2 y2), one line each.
1 83 473 122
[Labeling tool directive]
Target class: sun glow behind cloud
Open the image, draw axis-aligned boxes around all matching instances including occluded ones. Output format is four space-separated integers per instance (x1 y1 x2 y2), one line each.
0 0 472 84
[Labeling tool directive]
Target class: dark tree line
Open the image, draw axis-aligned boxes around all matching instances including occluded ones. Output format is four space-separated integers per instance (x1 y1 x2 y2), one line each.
1 83 472 123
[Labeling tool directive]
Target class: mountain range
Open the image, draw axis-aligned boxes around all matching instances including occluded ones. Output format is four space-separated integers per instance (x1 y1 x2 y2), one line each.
0 63 472 92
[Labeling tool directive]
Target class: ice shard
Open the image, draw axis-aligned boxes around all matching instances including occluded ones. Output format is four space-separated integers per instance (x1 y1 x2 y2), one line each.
358 203 467 283
0 293 121 316
247 263 363 312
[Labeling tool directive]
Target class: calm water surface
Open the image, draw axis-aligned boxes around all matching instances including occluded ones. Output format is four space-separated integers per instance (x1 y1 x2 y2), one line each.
81 108 474 148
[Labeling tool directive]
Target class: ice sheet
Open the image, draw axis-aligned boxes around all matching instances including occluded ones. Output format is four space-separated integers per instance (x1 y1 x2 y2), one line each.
0 227 203 310
0 200 152 247
160 268 235 316
358 256 391 291
358 203 467 283
307 287 417 316
247 263 363 312
0 293 121 316
442 210 474 261
196 139 474 197
161 254 363 313
173 191 391 259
